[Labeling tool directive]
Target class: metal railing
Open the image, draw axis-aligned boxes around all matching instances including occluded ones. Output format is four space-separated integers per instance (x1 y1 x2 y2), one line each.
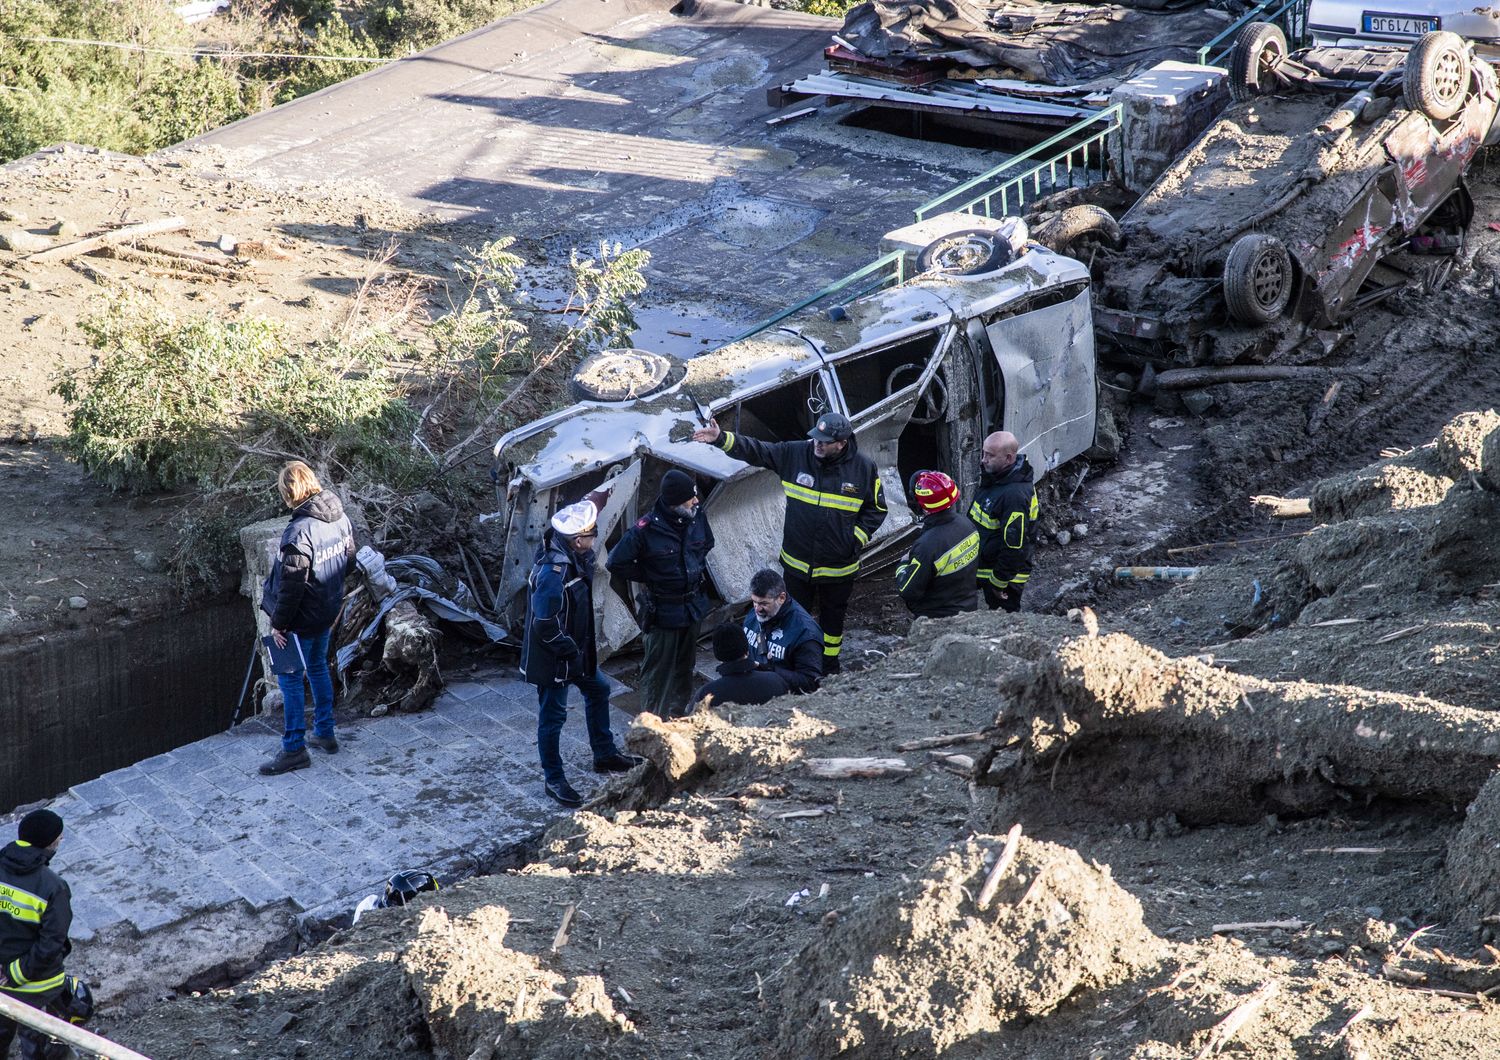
913 103 1122 221
1196 0 1311 67
0 991 153 1060
731 249 907 342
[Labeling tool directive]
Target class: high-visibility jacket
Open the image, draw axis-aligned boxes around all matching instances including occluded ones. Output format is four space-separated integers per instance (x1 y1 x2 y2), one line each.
0 841 71 1006
716 431 886 580
895 510 981 619
969 456 1038 591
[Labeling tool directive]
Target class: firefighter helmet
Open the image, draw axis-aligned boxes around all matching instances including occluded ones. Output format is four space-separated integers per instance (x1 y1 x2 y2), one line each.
383 870 440 907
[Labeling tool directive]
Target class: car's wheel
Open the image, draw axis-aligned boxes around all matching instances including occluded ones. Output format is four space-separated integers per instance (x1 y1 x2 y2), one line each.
916 229 1014 276
1222 233 1295 324
1228 22 1288 103
1404 31 1470 121
570 349 685 402
1031 205 1122 258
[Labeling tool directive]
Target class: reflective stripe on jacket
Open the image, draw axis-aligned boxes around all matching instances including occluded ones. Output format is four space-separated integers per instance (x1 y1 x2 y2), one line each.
970 456 1037 589
718 431 886 580
896 510 981 619
0 841 70 1004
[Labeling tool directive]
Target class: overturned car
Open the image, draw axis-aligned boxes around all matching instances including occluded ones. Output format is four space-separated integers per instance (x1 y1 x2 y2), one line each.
489 214 1098 656
1088 26 1499 364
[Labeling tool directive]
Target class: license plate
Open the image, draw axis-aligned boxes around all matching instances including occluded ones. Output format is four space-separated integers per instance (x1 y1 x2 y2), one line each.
1361 11 1440 35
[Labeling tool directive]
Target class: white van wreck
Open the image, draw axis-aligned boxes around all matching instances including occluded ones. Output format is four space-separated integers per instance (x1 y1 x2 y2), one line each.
490 213 1098 657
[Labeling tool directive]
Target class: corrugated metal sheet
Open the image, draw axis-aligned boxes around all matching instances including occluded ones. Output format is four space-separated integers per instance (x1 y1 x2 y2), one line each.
784 72 1103 120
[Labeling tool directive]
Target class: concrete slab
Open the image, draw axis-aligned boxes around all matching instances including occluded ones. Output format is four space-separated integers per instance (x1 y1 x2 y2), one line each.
192 0 1011 342
5 667 632 992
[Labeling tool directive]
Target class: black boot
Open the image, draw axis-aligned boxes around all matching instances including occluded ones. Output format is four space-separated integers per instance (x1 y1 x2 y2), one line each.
593 752 644 774
544 779 585 808
259 748 311 775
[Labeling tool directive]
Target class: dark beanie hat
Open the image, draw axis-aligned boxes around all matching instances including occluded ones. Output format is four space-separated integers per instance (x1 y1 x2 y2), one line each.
18 809 63 848
660 469 697 507
712 623 748 662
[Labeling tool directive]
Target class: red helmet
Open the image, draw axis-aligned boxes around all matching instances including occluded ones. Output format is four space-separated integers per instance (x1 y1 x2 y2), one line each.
911 470 959 514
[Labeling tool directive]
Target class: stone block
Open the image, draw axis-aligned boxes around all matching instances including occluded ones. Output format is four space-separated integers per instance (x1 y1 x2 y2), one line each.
1109 61 1228 194
69 777 127 813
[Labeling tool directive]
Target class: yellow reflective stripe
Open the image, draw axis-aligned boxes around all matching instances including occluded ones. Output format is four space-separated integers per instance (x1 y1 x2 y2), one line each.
934 532 980 576
968 501 999 530
781 481 862 512
897 558 922 592
977 568 1008 588
779 550 810 574
823 633 843 645
0 883 46 925
872 476 886 512
1010 573 1030 584
718 431 736 451
3 958 63 994
853 525 869 546
1029 494 1039 518
823 633 843 657
781 550 859 579
1003 510 1026 549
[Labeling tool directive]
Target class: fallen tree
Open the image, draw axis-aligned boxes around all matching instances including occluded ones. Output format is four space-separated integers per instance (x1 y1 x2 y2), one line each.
979 630 1500 823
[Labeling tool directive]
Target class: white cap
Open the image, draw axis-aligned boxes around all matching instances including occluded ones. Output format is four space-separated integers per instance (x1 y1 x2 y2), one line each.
550 500 598 536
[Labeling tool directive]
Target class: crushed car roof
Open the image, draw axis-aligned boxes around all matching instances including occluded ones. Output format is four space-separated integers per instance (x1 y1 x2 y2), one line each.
495 247 1088 489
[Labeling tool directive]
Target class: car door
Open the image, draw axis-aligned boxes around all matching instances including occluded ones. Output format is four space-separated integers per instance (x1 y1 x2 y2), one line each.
984 288 1095 478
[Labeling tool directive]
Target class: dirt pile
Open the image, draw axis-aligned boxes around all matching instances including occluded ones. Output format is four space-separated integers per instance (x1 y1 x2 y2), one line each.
772 834 1167 1057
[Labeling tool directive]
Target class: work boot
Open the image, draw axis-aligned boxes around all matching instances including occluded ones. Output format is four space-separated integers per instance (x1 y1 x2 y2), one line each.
593 752 644 774
259 748 311 775
824 656 841 677
544 779 585 808
307 733 339 755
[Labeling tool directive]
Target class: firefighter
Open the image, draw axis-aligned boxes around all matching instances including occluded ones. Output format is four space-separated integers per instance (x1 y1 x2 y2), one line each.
895 470 980 619
0 810 72 1060
520 499 641 808
606 469 714 718
690 412 885 674
741 569 824 694
969 431 1037 612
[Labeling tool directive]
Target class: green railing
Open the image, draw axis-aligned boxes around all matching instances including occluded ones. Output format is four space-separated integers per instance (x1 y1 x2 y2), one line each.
731 249 907 342
1196 0 1310 66
914 103 1122 221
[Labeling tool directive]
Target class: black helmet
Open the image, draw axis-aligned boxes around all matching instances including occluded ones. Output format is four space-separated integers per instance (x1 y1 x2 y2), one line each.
807 413 853 443
57 975 94 1025
383 870 440 907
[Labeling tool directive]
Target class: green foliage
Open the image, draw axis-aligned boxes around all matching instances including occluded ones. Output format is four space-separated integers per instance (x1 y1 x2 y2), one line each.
361 0 534 52
799 0 860 17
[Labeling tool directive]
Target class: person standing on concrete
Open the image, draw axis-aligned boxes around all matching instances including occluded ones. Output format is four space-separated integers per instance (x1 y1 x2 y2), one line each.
0 810 72 1060
259 461 356 776
690 412 885 675
969 431 1038 613
741 568 824 694
896 470 981 620
522 499 641 808
691 622 790 711
606 469 714 718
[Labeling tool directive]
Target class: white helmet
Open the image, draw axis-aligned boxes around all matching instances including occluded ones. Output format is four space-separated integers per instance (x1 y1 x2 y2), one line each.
550 499 598 537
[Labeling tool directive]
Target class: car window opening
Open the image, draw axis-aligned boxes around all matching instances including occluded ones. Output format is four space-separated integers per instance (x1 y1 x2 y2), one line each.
835 331 943 417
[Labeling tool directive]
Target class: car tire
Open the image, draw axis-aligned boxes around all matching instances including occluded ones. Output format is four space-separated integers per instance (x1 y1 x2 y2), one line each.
1222 233 1295 325
1404 31 1470 121
1228 22 1287 103
916 229 1014 276
569 349 685 402
1031 205 1122 258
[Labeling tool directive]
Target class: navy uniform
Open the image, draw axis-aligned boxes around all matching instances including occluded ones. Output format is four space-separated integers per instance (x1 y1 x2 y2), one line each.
969 454 1038 612
742 597 824 694
714 413 885 673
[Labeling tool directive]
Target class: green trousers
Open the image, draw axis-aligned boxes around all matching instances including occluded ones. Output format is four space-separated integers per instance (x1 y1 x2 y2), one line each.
639 623 700 718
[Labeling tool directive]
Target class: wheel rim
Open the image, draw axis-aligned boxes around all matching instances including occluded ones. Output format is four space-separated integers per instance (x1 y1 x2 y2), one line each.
1251 250 1287 309
1255 43 1281 90
1434 49 1464 105
928 235 995 273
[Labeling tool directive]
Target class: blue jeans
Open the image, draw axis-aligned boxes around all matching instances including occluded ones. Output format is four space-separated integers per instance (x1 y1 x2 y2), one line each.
277 628 335 753
536 669 619 786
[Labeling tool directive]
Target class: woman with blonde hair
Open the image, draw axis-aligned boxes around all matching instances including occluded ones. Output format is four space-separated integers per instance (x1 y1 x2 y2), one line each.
258 460 356 776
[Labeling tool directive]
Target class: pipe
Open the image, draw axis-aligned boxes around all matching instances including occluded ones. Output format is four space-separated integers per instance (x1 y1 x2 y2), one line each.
1115 566 1202 581
0 991 154 1060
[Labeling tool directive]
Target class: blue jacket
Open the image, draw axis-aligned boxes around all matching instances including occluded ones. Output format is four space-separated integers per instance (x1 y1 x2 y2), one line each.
261 491 355 636
521 532 598 686
692 658 790 710
606 499 715 631
742 598 823 694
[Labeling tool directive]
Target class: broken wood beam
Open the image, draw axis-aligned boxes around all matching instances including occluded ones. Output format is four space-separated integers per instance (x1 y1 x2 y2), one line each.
805 757 912 779
976 823 1023 910
1154 365 1355 391
1250 495 1313 519
896 730 986 752
1212 920 1307 933
551 902 576 953
28 216 189 263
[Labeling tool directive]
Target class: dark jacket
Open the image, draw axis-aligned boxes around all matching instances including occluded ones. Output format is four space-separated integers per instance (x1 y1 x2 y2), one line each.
742 598 823 694
717 430 886 580
0 841 71 1005
521 531 598 686
896 510 981 619
692 658 790 711
260 491 356 636
606 499 714 631
969 456 1038 590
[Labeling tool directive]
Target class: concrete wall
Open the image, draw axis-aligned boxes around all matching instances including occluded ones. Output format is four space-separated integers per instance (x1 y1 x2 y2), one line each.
0 596 254 813
1109 61 1229 195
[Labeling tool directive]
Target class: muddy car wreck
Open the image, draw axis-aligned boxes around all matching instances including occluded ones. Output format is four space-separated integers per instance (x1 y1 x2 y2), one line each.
490 214 1097 655
1087 26 1500 364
